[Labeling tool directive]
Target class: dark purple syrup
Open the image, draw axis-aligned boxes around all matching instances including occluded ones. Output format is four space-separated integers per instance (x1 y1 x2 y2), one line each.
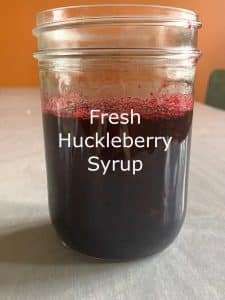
43 94 193 259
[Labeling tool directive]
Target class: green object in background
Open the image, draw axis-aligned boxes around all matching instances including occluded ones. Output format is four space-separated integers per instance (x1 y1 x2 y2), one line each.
206 70 225 110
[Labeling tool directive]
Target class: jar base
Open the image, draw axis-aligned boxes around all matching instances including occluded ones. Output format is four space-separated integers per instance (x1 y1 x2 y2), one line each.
58 229 181 262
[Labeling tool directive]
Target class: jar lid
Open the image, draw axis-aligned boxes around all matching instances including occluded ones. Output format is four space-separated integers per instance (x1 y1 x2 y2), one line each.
33 4 201 59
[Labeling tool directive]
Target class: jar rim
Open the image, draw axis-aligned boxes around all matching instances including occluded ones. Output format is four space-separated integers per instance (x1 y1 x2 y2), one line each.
33 5 201 61
35 4 201 31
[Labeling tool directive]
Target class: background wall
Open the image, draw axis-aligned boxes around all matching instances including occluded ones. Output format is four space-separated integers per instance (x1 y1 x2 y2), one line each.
0 0 225 102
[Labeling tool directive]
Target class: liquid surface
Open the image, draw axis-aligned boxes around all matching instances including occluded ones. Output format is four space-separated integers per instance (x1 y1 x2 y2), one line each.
43 94 193 259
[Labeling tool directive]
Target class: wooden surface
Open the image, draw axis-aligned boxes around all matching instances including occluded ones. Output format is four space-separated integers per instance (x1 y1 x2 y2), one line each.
0 88 224 300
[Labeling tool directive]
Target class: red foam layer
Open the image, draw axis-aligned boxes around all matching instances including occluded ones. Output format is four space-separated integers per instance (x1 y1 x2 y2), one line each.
43 93 193 120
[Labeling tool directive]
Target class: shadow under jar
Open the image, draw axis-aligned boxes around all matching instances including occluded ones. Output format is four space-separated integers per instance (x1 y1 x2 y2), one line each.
33 5 201 260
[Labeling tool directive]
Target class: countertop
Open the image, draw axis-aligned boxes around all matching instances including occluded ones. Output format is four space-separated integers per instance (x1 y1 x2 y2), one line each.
0 88 224 300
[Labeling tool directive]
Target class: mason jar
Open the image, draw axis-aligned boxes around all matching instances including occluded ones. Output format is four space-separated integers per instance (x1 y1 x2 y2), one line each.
33 5 201 260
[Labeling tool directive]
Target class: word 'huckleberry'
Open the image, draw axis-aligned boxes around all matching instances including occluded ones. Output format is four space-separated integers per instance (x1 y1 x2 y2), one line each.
58 109 173 175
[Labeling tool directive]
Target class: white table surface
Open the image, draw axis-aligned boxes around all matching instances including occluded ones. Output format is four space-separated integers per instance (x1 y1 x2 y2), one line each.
0 88 224 300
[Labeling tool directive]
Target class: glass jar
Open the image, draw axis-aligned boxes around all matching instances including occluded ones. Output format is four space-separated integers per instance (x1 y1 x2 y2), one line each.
33 5 201 260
